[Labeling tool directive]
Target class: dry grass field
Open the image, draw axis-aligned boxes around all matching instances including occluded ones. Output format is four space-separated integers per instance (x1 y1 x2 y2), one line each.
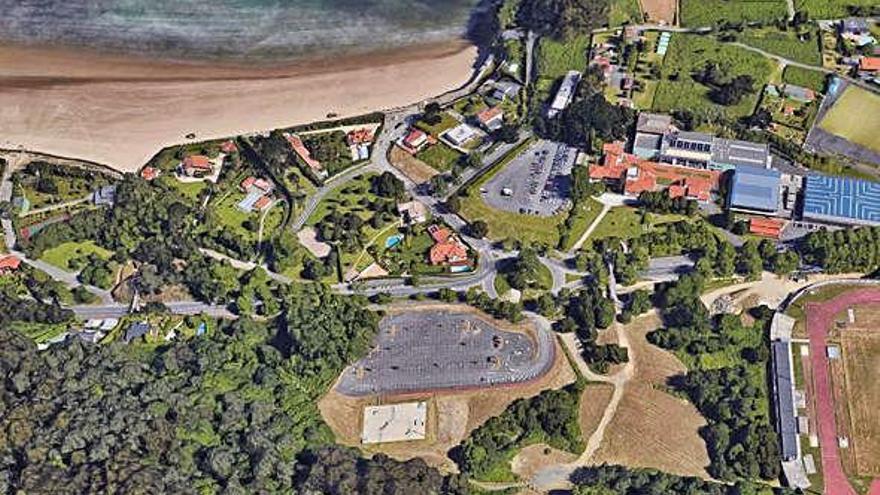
318 327 576 472
840 305 880 477
590 313 711 479
640 0 677 24
389 145 439 184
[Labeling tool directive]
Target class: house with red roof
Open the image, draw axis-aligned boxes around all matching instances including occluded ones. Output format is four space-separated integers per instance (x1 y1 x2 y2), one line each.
0 255 21 275
220 140 238 154
429 238 469 266
181 155 214 177
254 196 273 211
401 129 430 153
860 56 880 73
427 224 451 244
346 128 375 146
476 106 504 131
285 133 326 178
140 166 160 181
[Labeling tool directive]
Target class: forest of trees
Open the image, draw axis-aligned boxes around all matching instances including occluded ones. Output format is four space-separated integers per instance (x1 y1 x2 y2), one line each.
554 285 626 373
647 274 782 481
801 225 880 274
453 381 583 480
0 284 432 493
571 465 796 495
516 0 611 39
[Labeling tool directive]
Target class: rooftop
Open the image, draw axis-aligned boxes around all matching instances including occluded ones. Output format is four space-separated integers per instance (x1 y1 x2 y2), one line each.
803 174 880 226
712 138 771 168
636 112 673 135
730 165 782 212
772 340 798 461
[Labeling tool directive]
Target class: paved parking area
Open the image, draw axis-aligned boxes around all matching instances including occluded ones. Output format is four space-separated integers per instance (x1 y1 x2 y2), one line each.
336 309 554 396
483 139 575 216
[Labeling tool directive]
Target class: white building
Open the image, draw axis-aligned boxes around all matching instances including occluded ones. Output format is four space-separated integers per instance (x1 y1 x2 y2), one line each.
548 70 582 118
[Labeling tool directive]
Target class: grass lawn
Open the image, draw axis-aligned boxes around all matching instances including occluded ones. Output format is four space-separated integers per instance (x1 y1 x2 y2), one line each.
782 66 827 92
416 143 463 173
609 0 643 26
157 175 207 204
680 0 787 27
589 207 686 242
739 28 822 66
306 173 379 226
414 112 459 137
653 34 774 120
41 241 113 271
819 86 880 154
794 0 877 18
537 34 590 79
210 188 261 242
460 194 565 247
560 197 604 251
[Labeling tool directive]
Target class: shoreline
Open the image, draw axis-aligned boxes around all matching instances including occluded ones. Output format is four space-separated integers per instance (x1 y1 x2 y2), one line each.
0 40 480 172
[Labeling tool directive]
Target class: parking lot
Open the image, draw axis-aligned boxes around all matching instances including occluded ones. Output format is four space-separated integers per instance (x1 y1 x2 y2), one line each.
336 309 554 396
483 139 576 216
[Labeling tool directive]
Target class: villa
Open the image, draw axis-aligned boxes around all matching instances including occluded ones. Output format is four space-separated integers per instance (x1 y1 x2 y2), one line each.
476 106 504 132
0 255 21 275
285 133 327 178
398 200 428 225
181 155 214 177
402 129 430 153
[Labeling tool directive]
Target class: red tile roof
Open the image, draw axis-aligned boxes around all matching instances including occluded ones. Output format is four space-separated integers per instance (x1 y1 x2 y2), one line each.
0 255 21 271
477 106 504 124
667 184 686 198
140 166 160 181
427 225 451 244
624 167 657 196
285 134 323 173
254 196 272 211
241 176 256 191
404 129 427 147
220 140 238 153
430 239 468 265
860 57 880 71
183 155 213 170
347 128 375 145
750 217 785 238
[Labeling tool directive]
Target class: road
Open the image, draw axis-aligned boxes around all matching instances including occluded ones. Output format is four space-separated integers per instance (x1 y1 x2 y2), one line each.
641 255 695 282
71 302 234 320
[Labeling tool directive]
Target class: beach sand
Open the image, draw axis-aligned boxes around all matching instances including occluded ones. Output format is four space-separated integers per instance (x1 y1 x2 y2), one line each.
0 41 478 172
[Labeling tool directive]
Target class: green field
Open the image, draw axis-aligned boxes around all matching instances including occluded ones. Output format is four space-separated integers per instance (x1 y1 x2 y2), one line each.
819 86 880 154
41 241 113 271
680 0 787 26
537 34 591 79
609 0 643 26
559 197 604 251
782 65 827 92
414 112 459 137
653 34 774 120
794 0 877 18
739 28 822 66
588 207 685 242
416 143 463 172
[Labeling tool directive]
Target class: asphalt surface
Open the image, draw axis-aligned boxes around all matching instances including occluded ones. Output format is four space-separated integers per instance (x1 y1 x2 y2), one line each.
336 309 554 396
483 140 574 216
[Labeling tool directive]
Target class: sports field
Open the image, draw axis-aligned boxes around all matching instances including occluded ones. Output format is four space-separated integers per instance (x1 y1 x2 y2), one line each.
819 86 880 155
841 306 880 477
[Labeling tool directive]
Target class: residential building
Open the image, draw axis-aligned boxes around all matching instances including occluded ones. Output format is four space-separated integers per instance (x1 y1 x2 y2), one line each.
802 174 880 227
429 238 469 266
253 195 273 211
782 84 817 102
402 129 429 153
285 133 326 178
841 17 870 36
346 128 375 146
476 106 504 131
398 201 428 226
860 57 880 73
92 185 116 206
220 140 238 154
547 70 581 118
125 322 151 343
140 166 160 181
427 224 451 244
181 155 214 177
0 255 21 275
492 80 522 101
240 176 274 194
444 124 479 147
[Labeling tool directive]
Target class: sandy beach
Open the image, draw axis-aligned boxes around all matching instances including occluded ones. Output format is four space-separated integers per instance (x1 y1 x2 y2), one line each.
0 41 478 172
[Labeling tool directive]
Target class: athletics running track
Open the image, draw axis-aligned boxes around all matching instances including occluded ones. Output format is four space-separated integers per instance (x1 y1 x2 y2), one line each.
805 289 880 495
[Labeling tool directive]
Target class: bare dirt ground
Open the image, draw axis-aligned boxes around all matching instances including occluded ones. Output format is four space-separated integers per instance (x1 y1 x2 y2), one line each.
840 305 880 477
318 330 576 472
639 0 677 25
578 383 615 442
389 145 439 184
511 444 577 480
590 312 711 479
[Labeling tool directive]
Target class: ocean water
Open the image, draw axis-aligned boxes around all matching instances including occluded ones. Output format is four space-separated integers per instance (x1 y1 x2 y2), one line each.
0 0 479 60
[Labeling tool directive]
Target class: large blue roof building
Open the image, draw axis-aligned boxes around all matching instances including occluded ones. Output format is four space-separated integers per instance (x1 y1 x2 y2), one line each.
729 165 782 214
802 175 880 227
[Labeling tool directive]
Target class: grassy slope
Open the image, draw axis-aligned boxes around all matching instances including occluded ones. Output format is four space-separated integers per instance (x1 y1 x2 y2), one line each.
680 0 787 27
740 28 822 66
40 241 112 271
653 34 774 120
